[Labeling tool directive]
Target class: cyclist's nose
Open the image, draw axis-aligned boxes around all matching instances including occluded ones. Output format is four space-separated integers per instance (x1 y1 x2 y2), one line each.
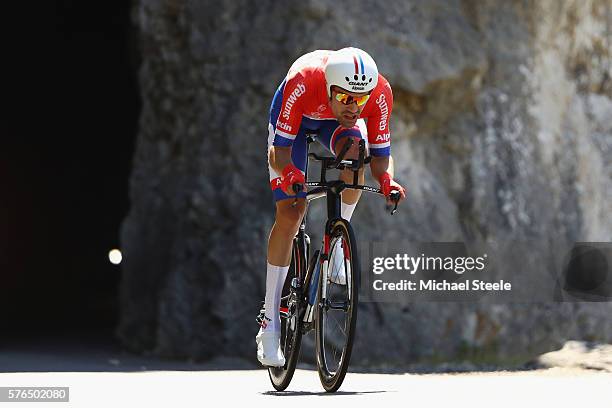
346 102 358 113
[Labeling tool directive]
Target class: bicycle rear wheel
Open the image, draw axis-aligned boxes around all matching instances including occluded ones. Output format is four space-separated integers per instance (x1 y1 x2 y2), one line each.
315 219 359 392
268 237 305 391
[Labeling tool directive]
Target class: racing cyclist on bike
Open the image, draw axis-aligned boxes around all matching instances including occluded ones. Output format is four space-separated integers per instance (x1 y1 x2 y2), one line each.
257 47 406 366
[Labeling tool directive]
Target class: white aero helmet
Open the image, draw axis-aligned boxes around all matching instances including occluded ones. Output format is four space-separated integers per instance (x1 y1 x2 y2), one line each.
324 47 378 97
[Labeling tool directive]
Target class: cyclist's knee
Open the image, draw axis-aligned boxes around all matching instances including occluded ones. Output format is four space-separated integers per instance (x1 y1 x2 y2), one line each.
340 165 364 180
342 186 361 205
334 136 361 160
275 199 306 231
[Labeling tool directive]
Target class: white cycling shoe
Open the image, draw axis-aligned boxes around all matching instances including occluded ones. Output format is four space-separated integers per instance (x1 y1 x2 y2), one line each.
329 240 348 285
256 328 286 367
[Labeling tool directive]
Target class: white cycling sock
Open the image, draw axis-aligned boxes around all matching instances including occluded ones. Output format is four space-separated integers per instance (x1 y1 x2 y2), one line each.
341 201 357 221
263 262 289 333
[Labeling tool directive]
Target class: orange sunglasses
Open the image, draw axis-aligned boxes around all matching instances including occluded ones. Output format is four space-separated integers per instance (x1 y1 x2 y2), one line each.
334 91 370 107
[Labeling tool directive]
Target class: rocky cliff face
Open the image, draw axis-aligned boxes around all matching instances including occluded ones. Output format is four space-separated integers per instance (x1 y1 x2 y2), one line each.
118 0 612 366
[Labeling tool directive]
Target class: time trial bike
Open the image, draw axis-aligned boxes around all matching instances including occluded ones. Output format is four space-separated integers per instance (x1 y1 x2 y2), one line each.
258 134 400 392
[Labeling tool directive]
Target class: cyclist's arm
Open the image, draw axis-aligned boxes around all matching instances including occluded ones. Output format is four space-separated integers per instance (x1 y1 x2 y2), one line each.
365 78 393 178
370 155 395 181
270 73 307 176
269 146 293 176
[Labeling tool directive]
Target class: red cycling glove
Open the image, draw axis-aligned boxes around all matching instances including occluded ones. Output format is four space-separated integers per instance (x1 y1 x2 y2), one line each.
280 164 305 195
379 172 406 199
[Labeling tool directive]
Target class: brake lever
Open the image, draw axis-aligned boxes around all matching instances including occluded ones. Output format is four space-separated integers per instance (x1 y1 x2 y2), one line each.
390 201 399 215
386 190 401 215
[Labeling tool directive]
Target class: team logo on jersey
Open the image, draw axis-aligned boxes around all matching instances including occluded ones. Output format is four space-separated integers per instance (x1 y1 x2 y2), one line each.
376 94 389 131
277 121 292 132
317 104 326 112
375 133 390 142
282 83 306 120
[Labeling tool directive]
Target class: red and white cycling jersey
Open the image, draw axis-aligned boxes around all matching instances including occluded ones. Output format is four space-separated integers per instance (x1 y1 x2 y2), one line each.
273 50 393 156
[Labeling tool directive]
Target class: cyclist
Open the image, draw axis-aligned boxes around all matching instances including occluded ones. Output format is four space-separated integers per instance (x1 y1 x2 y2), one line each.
257 47 406 366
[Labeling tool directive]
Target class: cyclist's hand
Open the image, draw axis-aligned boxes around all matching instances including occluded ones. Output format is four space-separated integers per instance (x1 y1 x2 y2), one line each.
379 172 406 204
280 164 305 195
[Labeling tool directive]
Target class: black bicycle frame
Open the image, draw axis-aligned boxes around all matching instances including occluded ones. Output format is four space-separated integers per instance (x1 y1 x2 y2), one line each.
294 133 372 323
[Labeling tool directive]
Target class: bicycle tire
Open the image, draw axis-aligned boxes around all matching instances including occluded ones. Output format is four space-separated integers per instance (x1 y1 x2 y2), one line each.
268 237 305 391
315 218 359 392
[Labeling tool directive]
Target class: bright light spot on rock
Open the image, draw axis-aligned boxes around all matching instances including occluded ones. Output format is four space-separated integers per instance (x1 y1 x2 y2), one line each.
109 249 122 265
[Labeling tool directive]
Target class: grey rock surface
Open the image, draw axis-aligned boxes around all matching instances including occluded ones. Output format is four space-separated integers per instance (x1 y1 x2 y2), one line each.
118 0 612 366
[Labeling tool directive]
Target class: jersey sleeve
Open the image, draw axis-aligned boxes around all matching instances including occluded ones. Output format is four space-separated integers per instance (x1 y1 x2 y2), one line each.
366 79 393 157
272 73 308 147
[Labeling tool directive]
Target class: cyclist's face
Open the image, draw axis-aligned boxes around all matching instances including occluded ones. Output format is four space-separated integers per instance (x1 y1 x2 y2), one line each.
329 86 369 128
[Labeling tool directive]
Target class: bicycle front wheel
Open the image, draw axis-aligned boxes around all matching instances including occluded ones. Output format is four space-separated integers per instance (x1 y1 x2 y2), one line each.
315 219 359 392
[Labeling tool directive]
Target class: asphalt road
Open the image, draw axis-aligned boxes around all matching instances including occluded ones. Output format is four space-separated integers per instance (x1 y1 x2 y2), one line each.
1 366 611 407
1 333 610 407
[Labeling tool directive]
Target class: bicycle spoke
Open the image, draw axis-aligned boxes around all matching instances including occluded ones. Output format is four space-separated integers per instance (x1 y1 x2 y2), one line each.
329 319 347 348
322 297 350 368
323 313 347 371
329 313 348 337
323 236 350 366
316 220 359 392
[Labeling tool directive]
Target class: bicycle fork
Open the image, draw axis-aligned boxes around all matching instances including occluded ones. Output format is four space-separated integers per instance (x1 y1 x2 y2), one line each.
303 250 321 325
303 183 342 325
303 230 332 325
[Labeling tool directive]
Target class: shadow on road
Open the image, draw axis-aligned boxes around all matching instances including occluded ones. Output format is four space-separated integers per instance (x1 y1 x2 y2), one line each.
261 390 389 396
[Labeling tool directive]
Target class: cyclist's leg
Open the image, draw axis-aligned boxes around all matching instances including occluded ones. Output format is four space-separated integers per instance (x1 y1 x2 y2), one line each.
264 118 308 332
267 123 309 266
257 82 310 366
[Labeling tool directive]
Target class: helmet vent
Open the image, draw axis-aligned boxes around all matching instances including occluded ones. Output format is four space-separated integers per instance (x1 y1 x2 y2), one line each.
362 75 366 81
354 75 358 80
345 76 350 81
